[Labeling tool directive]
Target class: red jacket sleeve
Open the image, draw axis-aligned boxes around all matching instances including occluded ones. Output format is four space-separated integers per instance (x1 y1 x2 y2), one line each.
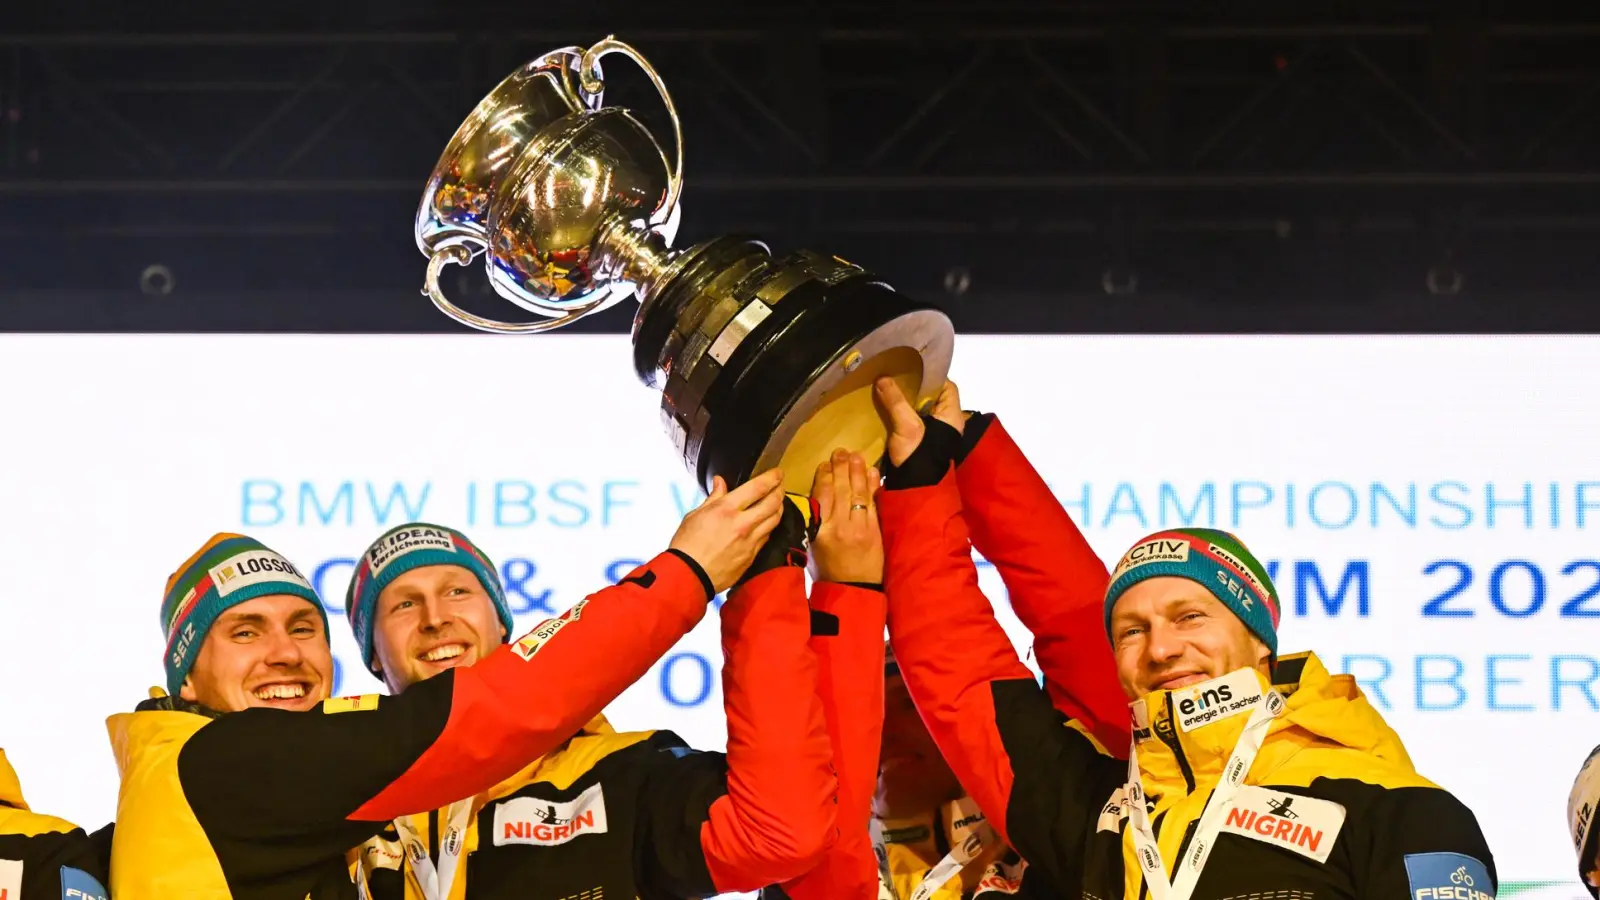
182 550 716 841
776 581 888 900
699 566 838 892
880 469 1123 887
956 416 1131 753
351 550 711 819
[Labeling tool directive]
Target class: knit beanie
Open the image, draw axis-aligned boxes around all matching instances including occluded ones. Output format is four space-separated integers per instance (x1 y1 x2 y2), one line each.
161 533 326 695
346 523 514 670
1103 527 1280 656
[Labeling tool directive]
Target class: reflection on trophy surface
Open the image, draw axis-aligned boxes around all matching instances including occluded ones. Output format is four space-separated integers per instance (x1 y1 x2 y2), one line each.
416 36 954 493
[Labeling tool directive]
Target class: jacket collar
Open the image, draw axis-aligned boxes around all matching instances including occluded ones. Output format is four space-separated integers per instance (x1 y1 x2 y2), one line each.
1126 652 1416 803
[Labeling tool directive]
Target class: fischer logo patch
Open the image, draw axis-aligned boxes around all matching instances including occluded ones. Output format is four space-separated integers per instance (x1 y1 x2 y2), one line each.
1113 537 1190 579
1220 786 1346 863
209 550 313 597
1173 668 1263 732
512 599 589 661
366 526 456 578
494 783 609 847
60 866 108 900
1404 852 1495 900
0 859 21 900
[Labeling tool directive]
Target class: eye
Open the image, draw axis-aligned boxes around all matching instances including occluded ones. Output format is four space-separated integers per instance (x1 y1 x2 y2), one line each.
448 587 471 597
391 598 415 612
232 628 257 640
291 623 318 636
1178 611 1205 623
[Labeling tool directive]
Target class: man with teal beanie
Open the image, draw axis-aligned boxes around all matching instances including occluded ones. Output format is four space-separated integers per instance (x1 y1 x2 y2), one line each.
872 376 1497 900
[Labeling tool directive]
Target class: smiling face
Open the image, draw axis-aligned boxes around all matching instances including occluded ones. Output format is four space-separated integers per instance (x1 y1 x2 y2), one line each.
180 594 333 712
370 564 507 693
1108 576 1271 699
874 672 965 819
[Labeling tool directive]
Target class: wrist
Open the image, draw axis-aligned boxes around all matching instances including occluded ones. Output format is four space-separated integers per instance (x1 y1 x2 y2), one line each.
885 417 962 489
955 411 995 465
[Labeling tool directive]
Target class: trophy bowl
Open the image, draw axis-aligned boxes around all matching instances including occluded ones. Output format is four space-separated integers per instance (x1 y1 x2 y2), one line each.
417 37 954 495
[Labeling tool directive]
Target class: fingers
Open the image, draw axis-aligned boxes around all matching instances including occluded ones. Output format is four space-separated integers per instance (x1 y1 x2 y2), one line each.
747 505 786 549
874 376 922 436
829 449 851 521
740 477 787 528
722 467 784 509
811 458 835 521
865 465 882 525
847 452 869 509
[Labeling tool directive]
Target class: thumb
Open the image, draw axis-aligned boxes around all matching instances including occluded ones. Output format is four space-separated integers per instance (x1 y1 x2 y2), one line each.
706 476 728 504
932 381 964 430
874 377 923 434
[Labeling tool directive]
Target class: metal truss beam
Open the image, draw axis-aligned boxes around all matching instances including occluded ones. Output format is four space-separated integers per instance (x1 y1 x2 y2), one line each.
3 2 1600 331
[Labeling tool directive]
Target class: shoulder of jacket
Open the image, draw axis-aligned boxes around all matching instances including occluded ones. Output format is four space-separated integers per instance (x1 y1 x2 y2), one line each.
0 807 80 838
500 728 674 796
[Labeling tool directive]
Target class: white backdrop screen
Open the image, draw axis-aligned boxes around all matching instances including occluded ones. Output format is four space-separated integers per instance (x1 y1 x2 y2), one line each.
0 334 1589 892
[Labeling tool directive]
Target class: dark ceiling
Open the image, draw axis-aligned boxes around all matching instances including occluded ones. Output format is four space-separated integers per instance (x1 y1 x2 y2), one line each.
3 0 1599 332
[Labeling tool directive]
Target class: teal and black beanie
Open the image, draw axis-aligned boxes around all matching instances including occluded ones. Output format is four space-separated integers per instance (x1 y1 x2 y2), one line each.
161 533 325 695
346 523 513 670
1103 527 1281 655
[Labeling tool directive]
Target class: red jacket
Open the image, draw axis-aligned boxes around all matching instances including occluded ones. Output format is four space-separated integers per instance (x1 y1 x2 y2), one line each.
774 414 1129 899
955 415 1130 753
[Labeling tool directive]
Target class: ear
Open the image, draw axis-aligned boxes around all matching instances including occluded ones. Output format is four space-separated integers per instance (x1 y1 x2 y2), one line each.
1251 635 1273 672
178 676 198 703
499 621 509 641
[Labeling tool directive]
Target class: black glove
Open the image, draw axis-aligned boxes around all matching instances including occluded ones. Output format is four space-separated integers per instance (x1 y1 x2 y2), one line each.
734 493 816 587
955 410 995 465
884 416 964 490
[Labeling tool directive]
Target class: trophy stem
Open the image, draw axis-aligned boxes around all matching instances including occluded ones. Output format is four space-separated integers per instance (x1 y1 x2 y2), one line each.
595 217 678 305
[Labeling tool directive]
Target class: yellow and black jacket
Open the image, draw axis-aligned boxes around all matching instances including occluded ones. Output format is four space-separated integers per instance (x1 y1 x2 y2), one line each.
105 550 716 900
880 460 1499 900
0 750 112 900
875 798 1030 899
349 569 866 900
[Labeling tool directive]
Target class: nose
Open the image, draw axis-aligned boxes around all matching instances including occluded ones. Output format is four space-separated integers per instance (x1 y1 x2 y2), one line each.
262 627 306 667
418 593 454 631
1144 619 1186 667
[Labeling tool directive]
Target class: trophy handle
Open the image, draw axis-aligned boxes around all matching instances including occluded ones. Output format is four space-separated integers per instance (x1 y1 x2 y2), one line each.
579 36 685 226
423 245 607 334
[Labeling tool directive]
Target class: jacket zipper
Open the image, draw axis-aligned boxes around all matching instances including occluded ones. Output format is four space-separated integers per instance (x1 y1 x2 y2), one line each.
1160 692 1197 795
428 808 440 868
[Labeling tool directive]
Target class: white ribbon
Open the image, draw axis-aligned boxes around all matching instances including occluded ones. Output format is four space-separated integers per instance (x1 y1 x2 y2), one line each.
391 799 475 900
871 803 1002 900
1124 688 1285 900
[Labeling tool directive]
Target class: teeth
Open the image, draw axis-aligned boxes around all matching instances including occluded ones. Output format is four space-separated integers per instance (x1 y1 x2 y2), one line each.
254 684 306 700
424 645 465 662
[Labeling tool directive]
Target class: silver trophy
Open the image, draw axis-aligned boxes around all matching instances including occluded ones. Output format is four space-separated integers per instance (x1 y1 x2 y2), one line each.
417 37 954 494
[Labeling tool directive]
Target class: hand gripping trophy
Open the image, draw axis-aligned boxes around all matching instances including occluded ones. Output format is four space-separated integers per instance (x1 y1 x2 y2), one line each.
416 37 954 493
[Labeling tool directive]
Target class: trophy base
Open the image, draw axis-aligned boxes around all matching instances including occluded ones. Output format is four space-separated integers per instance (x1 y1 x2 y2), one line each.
759 324 943 497
634 238 955 493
